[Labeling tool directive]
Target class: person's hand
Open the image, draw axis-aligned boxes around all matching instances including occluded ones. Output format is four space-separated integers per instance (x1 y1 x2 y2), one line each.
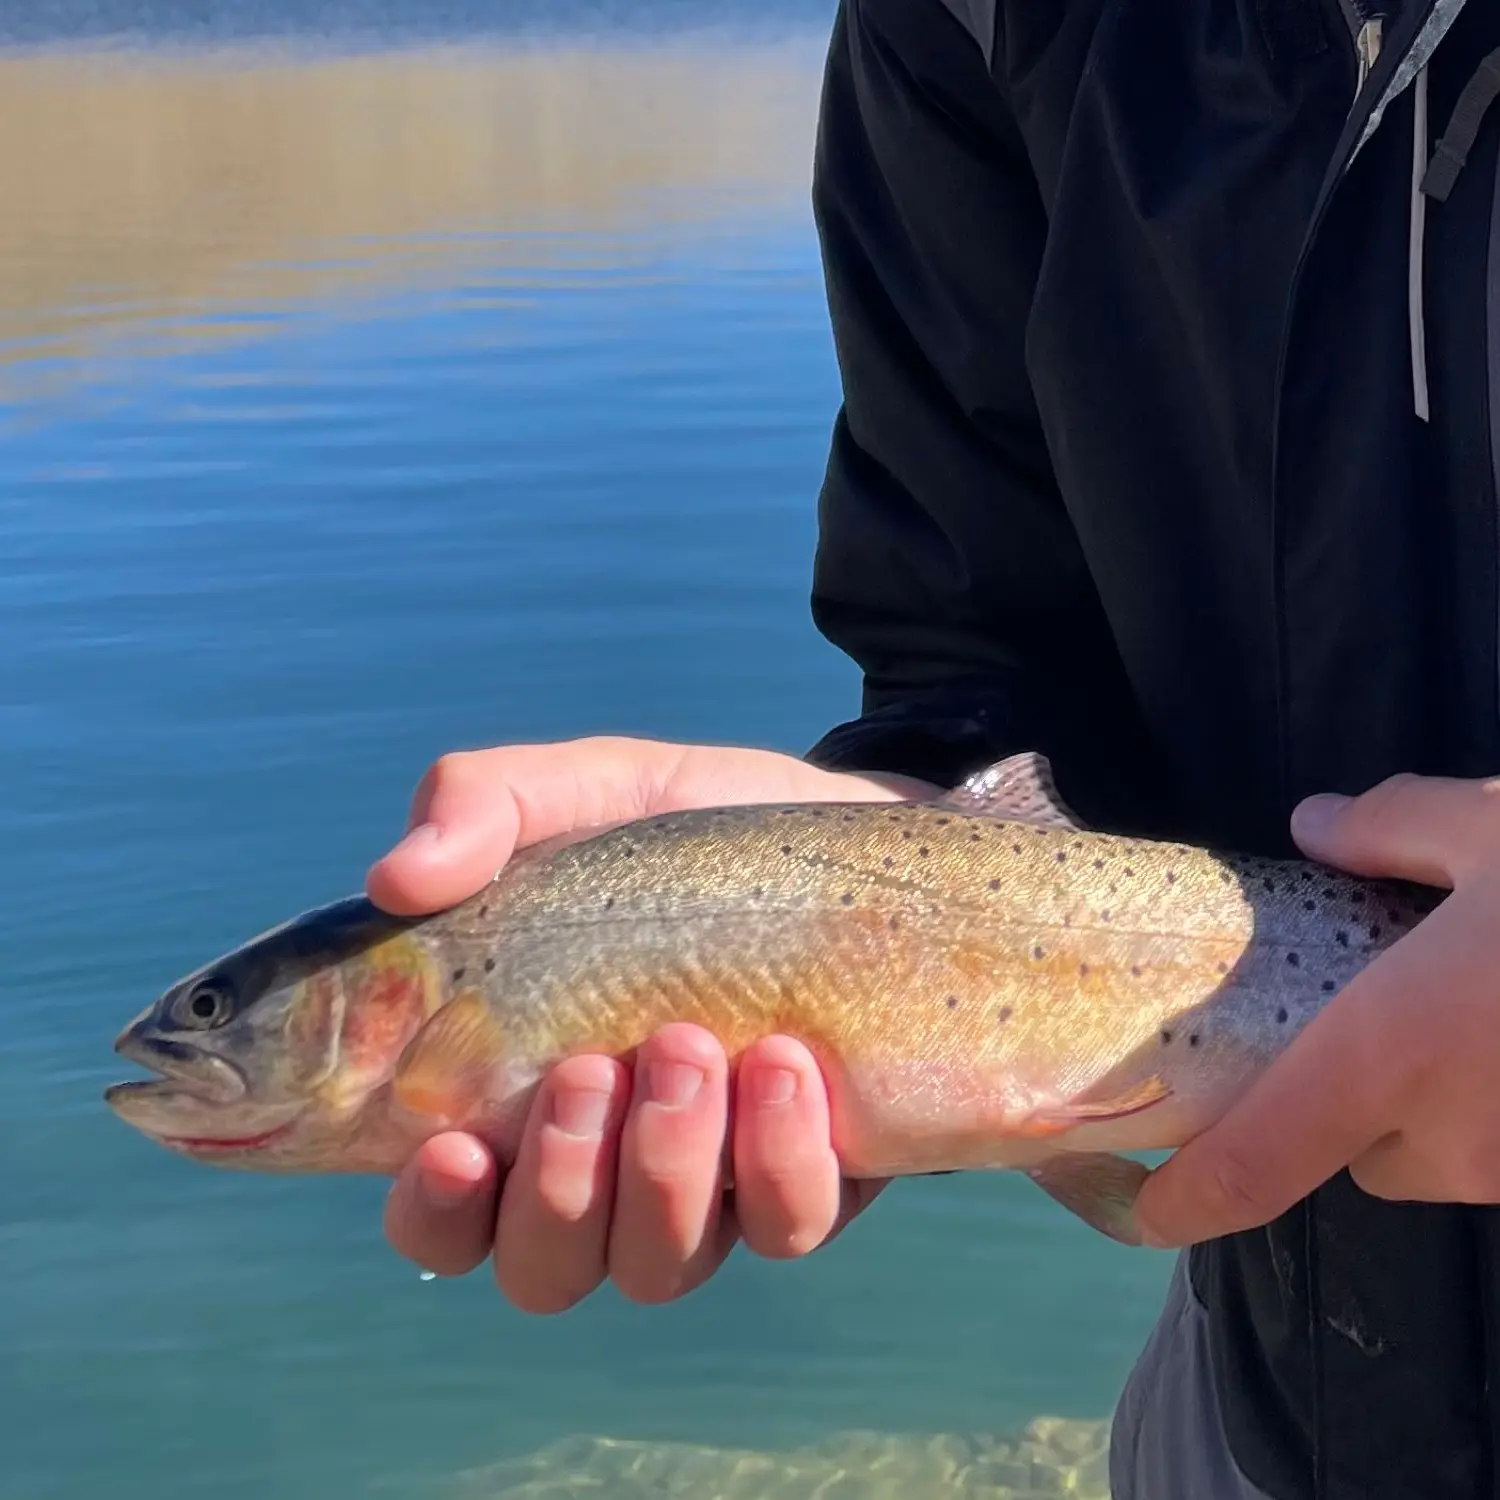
366 735 937 1310
1134 772 1500 1248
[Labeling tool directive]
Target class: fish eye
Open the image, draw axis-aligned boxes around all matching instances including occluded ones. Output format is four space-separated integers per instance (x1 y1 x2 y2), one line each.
177 979 234 1030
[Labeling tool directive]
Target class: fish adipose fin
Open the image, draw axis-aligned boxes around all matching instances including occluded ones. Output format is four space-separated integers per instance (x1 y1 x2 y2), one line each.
1026 1152 1151 1246
392 988 502 1125
934 751 1087 832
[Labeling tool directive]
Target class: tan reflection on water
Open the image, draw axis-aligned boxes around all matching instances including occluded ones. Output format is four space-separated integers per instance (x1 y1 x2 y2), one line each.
0 40 825 396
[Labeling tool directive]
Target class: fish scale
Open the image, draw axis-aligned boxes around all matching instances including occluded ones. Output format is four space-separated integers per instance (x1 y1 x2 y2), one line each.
104 751 1446 1244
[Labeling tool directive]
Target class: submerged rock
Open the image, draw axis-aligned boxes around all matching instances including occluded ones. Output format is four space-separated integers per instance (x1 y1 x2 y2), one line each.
450 1416 1113 1499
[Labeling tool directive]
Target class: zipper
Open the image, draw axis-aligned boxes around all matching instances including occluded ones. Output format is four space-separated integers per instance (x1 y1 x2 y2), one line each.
1268 0 1444 817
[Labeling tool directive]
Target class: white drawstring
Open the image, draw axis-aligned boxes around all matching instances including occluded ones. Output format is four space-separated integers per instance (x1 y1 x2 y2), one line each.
1409 65 1431 423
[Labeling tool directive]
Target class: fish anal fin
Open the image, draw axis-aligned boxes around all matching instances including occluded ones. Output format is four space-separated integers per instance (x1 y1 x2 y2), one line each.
1026 1152 1151 1245
391 988 503 1127
934 751 1087 831
1017 1075 1172 1139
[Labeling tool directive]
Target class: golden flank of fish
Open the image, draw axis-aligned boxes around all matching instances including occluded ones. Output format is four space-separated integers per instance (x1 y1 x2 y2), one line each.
104 753 1443 1245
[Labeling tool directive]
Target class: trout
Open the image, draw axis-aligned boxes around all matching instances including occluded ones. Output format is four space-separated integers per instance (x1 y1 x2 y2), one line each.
104 752 1443 1244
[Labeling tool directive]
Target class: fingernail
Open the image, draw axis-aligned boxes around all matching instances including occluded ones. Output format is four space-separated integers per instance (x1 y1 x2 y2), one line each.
751 1066 798 1107
1135 1219 1172 1250
647 1060 703 1109
420 1169 477 1212
551 1086 611 1139
1291 793 1351 841
392 822 443 856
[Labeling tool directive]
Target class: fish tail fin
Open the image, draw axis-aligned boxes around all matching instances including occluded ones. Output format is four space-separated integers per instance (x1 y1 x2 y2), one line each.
1025 1151 1151 1246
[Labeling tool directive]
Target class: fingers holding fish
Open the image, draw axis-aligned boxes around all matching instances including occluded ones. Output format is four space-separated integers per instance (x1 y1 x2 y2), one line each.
730 1035 849 1259
1135 774 1500 1248
1289 771 1500 888
607 1023 739 1305
491 1053 631 1315
366 738 676 918
383 1131 499 1277
364 736 921 921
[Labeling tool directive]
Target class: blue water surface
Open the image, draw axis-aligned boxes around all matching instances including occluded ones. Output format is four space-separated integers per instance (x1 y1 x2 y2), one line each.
0 14 1171 1499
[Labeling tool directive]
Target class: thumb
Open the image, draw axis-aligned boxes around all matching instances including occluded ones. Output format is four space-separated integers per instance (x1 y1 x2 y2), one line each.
366 739 673 916
1289 773 1498 889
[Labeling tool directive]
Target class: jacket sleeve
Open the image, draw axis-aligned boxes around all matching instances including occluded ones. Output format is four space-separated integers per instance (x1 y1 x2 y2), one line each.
805 0 1137 797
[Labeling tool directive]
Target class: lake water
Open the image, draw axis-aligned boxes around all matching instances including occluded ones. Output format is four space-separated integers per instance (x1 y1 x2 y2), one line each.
0 8 1173 1498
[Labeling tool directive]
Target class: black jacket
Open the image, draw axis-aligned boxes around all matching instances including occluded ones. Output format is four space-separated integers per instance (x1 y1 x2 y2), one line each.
803 1 1500 1495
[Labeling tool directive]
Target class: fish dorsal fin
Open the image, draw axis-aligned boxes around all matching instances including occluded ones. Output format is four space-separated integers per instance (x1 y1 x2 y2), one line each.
933 751 1087 831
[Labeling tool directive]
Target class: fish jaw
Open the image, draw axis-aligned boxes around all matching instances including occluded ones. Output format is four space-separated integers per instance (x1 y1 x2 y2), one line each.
106 1022 309 1163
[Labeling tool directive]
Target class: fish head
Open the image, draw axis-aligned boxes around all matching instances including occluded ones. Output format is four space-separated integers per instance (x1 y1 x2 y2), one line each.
105 896 445 1171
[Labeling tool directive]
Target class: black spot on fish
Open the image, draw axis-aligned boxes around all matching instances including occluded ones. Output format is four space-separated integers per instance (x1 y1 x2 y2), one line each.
918 846 930 857
1093 859 1105 871
1056 851 1067 864
810 809 825 818
882 856 894 870
781 845 793 856
1286 952 1300 967
1166 871 1177 885
1323 887 1336 900
988 878 1002 892
998 1006 1013 1024
1161 1029 1173 1045
945 995 958 1010
1101 908 1111 922
753 887 765 899
452 966 466 983
1263 878 1276 893
1188 1033 1201 1048
1276 1007 1288 1024
1032 944 1046 961
623 847 636 859
842 813 856 823
934 817 950 826
605 896 616 911
1369 924 1382 941
1303 899 1316 912
478 904 489 919
1216 962 1229 975
840 893 855 907
1300 870 1313 882
1012 843 1023 855
1124 867 1135 878
903 830 914 841
1078 963 1090 978
1220 871 1231 885
1336 930 1350 948
888 915 900 932
1130 965 1142 978
970 832 982 843
484 958 496 973
1322 980 1337 994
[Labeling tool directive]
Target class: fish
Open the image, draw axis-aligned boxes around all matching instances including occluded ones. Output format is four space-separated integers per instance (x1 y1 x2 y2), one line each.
104 751 1444 1246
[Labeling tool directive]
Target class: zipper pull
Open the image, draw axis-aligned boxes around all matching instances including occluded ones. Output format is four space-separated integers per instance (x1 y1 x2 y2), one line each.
1356 17 1384 95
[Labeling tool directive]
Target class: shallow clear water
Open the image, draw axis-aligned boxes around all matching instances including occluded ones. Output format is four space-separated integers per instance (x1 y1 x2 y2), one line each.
0 12 1171 1499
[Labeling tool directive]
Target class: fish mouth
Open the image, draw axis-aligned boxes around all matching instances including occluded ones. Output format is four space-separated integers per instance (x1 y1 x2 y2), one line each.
109 1025 249 1105
105 1026 303 1153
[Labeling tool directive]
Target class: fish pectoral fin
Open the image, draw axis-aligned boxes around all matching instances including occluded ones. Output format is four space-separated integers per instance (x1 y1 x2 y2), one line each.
933 751 1088 832
391 988 501 1125
1017 1075 1173 1137
1025 1152 1150 1246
